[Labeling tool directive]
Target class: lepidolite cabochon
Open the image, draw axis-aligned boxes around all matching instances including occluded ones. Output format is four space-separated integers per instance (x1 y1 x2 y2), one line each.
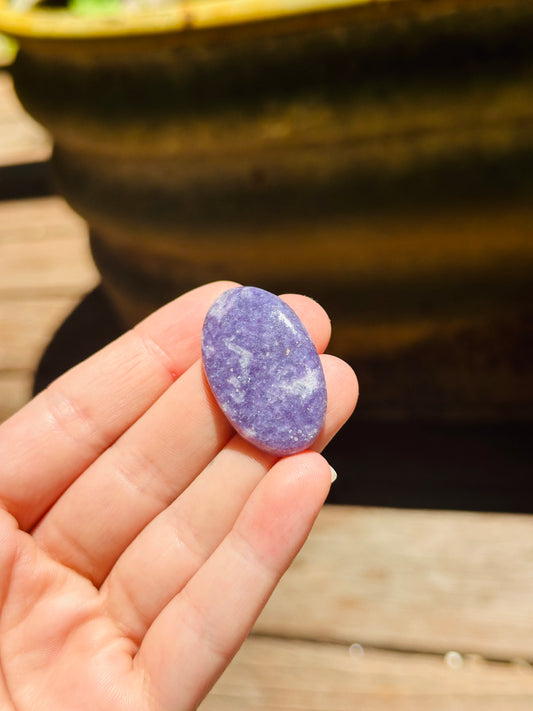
201 286 327 456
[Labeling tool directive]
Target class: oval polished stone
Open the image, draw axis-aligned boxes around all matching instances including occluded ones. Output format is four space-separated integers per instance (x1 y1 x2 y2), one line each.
201 286 327 456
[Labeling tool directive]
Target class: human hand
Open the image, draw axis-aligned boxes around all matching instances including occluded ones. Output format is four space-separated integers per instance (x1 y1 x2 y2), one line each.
0 281 358 711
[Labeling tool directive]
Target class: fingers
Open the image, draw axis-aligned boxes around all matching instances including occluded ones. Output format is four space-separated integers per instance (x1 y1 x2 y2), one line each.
32 360 230 581
136 451 332 711
0 281 239 529
101 354 357 644
31 294 334 584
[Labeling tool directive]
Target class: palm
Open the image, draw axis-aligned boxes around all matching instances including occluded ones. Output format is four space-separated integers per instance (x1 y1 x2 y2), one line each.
0 525 142 710
0 282 357 711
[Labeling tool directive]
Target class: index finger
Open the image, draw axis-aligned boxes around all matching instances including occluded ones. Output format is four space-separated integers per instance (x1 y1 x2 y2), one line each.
0 282 333 531
0 281 239 528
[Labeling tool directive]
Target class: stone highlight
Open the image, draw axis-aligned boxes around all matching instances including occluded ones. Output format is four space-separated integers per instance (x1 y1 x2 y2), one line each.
201 286 327 456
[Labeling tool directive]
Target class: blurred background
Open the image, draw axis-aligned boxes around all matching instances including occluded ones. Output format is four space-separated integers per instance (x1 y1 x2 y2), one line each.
0 0 532 512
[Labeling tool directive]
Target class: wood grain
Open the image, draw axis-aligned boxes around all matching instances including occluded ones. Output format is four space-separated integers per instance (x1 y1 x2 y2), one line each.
203 636 533 711
0 198 98 293
255 506 533 662
0 296 82 370
0 235 97 292
0 196 85 243
0 371 32 421
0 197 97 420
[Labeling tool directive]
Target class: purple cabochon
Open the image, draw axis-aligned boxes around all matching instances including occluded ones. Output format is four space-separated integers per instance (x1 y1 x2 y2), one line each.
201 286 327 456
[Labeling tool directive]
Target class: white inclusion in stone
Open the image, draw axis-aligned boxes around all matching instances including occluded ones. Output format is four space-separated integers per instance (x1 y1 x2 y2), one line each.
207 294 233 321
278 310 298 335
240 425 258 441
281 368 321 399
202 343 215 359
226 341 253 374
227 375 245 403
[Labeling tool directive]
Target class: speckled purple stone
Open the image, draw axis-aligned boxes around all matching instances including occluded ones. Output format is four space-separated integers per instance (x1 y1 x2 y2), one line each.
201 286 327 456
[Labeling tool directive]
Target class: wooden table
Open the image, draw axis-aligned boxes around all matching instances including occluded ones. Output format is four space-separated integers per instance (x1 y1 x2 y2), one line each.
1 64 533 711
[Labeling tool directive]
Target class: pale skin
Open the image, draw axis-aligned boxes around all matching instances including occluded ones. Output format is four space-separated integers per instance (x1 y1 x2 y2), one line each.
0 281 358 711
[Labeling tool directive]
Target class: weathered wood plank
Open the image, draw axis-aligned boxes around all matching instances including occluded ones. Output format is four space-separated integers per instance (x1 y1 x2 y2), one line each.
203 636 533 711
0 196 88 244
0 196 97 423
0 235 97 292
255 506 533 662
0 295 81 370
0 371 32 422
0 71 51 166
0 209 98 292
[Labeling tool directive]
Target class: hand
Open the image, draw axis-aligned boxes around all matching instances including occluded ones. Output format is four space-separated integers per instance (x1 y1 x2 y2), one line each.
0 281 358 711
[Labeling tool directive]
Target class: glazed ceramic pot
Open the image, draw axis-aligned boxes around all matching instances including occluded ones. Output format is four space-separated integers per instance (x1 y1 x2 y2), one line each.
1 0 532 421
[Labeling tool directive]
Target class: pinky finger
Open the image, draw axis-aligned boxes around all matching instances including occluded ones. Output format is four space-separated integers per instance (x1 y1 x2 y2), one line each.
136 451 332 711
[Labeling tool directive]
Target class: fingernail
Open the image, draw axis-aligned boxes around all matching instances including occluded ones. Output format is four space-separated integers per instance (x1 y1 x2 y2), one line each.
329 465 337 483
